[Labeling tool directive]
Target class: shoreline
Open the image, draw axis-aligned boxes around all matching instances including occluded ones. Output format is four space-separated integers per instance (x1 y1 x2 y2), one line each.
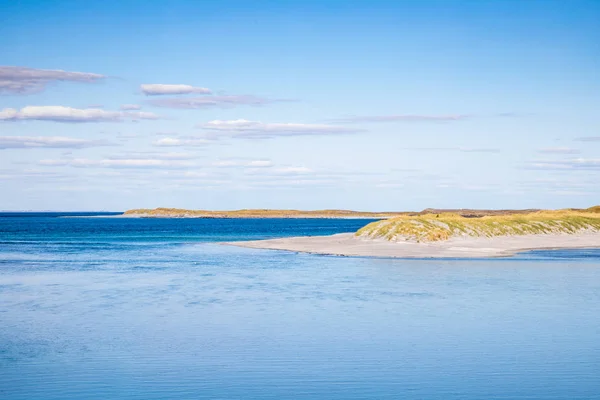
223 232 600 258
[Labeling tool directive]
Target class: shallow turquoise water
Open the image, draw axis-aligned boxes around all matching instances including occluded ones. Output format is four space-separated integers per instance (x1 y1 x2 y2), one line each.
1 214 600 399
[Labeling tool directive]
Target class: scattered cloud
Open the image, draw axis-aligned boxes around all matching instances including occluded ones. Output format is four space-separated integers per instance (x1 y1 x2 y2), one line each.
120 104 142 110
244 166 314 176
538 147 580 155
0 168 73 181
333 114 468 123
198 119 363 139
575 137 600 142
108 151 198 160
212 159 273 168
141 84 211 96
0 66 104 95
272 166 313 175
153 137 213 147
148 95 276 109
247 160 274 168
0 136 110 149
39 158 196 169
0 106 160 123
181 171 211 178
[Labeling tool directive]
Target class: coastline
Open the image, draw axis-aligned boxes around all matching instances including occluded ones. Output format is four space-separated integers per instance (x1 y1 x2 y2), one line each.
223 232 600 258
122 214 386 219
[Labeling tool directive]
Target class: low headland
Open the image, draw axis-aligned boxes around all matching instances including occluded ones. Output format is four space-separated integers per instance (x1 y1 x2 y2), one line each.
124 208 405 219
225 206 600 258
123 207 540 219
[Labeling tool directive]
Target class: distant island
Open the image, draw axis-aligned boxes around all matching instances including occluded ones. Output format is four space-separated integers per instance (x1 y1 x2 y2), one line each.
124 208 403 218
225 206 600 258
123 207 542 219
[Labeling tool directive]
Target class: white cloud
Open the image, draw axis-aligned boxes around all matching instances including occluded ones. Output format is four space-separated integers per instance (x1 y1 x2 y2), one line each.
0 106 160 123
40 158 196 169
149 95 275 109
244 166 314 176
274 166 313 174
120 104 142 110
212 160 240 167
108 151 198 160
182 171 211 178
575 137 600 142
141 84 212 96
0 108 19 119
0 136 109 149
0 168 71 181
247 160 273 167
212 159 273 168
198 119 363 139
0 66 104 94
153 137 213 147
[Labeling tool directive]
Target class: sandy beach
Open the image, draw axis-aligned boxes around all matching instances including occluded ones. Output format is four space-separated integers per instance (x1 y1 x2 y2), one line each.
224 232 600 258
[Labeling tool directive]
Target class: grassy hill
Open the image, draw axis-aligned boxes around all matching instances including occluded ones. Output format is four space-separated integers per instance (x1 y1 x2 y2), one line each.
356 207 600 242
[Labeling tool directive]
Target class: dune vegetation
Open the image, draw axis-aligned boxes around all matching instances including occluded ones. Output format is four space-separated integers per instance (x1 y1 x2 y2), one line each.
356 206 600 243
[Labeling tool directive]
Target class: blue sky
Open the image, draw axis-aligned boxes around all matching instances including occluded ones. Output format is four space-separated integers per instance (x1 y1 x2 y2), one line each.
1 0 599 211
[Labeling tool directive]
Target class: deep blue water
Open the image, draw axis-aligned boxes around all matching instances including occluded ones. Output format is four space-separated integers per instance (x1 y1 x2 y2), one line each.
1 213 600 399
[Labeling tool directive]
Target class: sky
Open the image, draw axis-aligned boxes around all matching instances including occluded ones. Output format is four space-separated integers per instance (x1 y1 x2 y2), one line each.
1 0 599 211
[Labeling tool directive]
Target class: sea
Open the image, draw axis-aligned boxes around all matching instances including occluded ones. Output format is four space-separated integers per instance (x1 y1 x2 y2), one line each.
1 212 599 400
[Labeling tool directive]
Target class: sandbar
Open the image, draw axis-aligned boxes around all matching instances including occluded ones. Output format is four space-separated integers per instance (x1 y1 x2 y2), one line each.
223 232 600 258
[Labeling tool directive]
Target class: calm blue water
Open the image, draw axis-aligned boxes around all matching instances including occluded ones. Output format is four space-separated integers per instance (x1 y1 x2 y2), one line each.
1 213 600 399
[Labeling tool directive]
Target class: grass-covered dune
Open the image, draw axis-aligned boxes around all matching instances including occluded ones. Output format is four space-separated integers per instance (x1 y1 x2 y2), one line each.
586 205 600 213
356 206 600 243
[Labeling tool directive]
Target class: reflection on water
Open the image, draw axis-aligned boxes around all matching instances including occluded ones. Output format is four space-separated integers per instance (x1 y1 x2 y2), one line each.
1 215 600 399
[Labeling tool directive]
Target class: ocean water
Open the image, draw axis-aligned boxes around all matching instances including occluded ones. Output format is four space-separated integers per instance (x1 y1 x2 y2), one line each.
1 213 600 400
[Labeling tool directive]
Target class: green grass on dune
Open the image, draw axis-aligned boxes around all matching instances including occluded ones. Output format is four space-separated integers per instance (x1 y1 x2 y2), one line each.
356 208 600 242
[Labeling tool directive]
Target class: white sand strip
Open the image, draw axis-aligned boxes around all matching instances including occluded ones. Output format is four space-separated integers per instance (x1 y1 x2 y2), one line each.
223 232 600 258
